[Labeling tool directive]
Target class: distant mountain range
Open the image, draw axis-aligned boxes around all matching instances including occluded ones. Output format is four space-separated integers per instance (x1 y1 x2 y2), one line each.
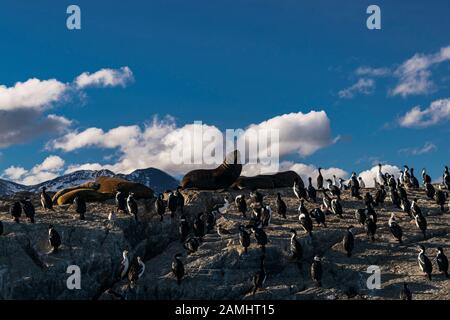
0 168 180 196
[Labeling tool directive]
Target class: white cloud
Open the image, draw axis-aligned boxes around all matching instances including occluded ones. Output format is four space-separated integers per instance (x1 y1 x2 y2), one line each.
358 164 401 187
338 78 375 99
391 45 450 97
355 66 391 77
65 163 107 174
75 66 134 89
399 98 450 128
0 67 133 149
3 155 65 185
0 78 67 111
51 111 337 176
398 142 437 155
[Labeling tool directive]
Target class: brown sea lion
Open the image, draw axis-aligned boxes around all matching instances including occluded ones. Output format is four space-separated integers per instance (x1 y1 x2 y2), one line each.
232 171 302 190
52 182 100 204
180 150 242 190
95 176 154 199
56 188 113 205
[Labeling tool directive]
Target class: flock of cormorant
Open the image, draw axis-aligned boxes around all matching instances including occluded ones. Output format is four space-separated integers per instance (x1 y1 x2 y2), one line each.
1 164 449 299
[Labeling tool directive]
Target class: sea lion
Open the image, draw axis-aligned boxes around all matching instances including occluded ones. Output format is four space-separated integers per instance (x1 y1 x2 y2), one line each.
52 182 100 204
232 171 302 190
56 188 113 205
180 150 242 190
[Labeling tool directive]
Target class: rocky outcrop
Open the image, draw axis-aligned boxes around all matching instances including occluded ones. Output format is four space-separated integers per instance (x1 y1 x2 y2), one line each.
0 186 449 300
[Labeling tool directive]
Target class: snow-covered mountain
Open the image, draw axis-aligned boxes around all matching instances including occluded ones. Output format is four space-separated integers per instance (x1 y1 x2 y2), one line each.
0 168 179 196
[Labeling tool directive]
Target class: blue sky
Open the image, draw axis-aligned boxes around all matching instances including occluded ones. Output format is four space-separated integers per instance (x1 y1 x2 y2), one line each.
0 0 449 184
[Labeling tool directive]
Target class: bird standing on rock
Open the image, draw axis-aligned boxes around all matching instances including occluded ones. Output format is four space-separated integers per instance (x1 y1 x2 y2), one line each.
435 186 448 213
127 193 138 222
9 201 22 223
172 253 185 285
311 256 323 287
307 177 317 203
235 195 248 218
41 186 53 212
73 196 86 220
417 245 432 280
289 229 303 262
179 215 189 242
155 193 166 221
119 250 130 279
168 192 178 219
414 212 427 240
436 247 449 278
128 256 145 288
253 222 268 253
298 205 313 238
311 207 326 227
48 224 61 253
343 226 355 257
193 212 205 241
20 198 35 223
365 215 377 242
175 187 185 214
239 225 251 254
293 177 307 201
276 193 287 219
388 213 403 243
115 191 127 214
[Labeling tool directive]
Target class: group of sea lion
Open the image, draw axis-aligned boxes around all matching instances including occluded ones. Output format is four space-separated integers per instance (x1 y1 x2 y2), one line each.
52 150 299 205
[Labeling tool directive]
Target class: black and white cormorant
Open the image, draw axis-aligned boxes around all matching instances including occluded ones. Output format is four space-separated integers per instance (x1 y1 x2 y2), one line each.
355 208 367 226
298 206 313 238
400 197 412 218
155 193 166 221
127 193 138 221
73 196 86 220
311 256 323 287
9 201 22 223
276 193 287 219
422 168 432 186
326 179 341 199
250 190 264 205
322 191 332 210
436 247 449 278
179 215 189 242
331 198 343 218
252 255 267 296
41 186 53 212
260 205 272 227
172 253 185 285
389 188 401 208
20 198 35 223
414 212 427 240
417 245 432 280
410 168 420 188
293 177 307 201
317 168 324 190
350 173 362 200
364 192 375 208
400 283 412 300
253 221 268 253
365 215 377 242
193 212 205 241
175 187 185 214
48 224 61 253
239 225 251 254
388 213 403 243
311 207 327 227
342 225 355 257
235 195 248 218
307 177 317 203
374 185 386 206
205 210 217 233
115 190 127 214
289 229 303 262
167 192 178 219
435 186 448 213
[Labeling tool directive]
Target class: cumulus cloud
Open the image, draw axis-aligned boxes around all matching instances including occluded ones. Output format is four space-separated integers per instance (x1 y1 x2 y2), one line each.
0 78 67 111
3 155 65 185
338 78 375 99
0 67 133 148
51 111 337 176
358 164 401 187
398 142 437 155
75 66 134 89
399 98 450 128
391 45 450 97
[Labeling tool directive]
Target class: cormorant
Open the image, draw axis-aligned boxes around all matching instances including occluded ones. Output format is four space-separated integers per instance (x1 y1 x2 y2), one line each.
311 256 323 287
239 225 251 254
20 198 35 223
172 253 185 285
343 226 355 257
307 177 317 202
388 213 403 243
252 255 267 295
155 193 166 221
235 195 248 218
436 247 449 278
417 245 432 280
276 193 287 219
48 224 61 253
